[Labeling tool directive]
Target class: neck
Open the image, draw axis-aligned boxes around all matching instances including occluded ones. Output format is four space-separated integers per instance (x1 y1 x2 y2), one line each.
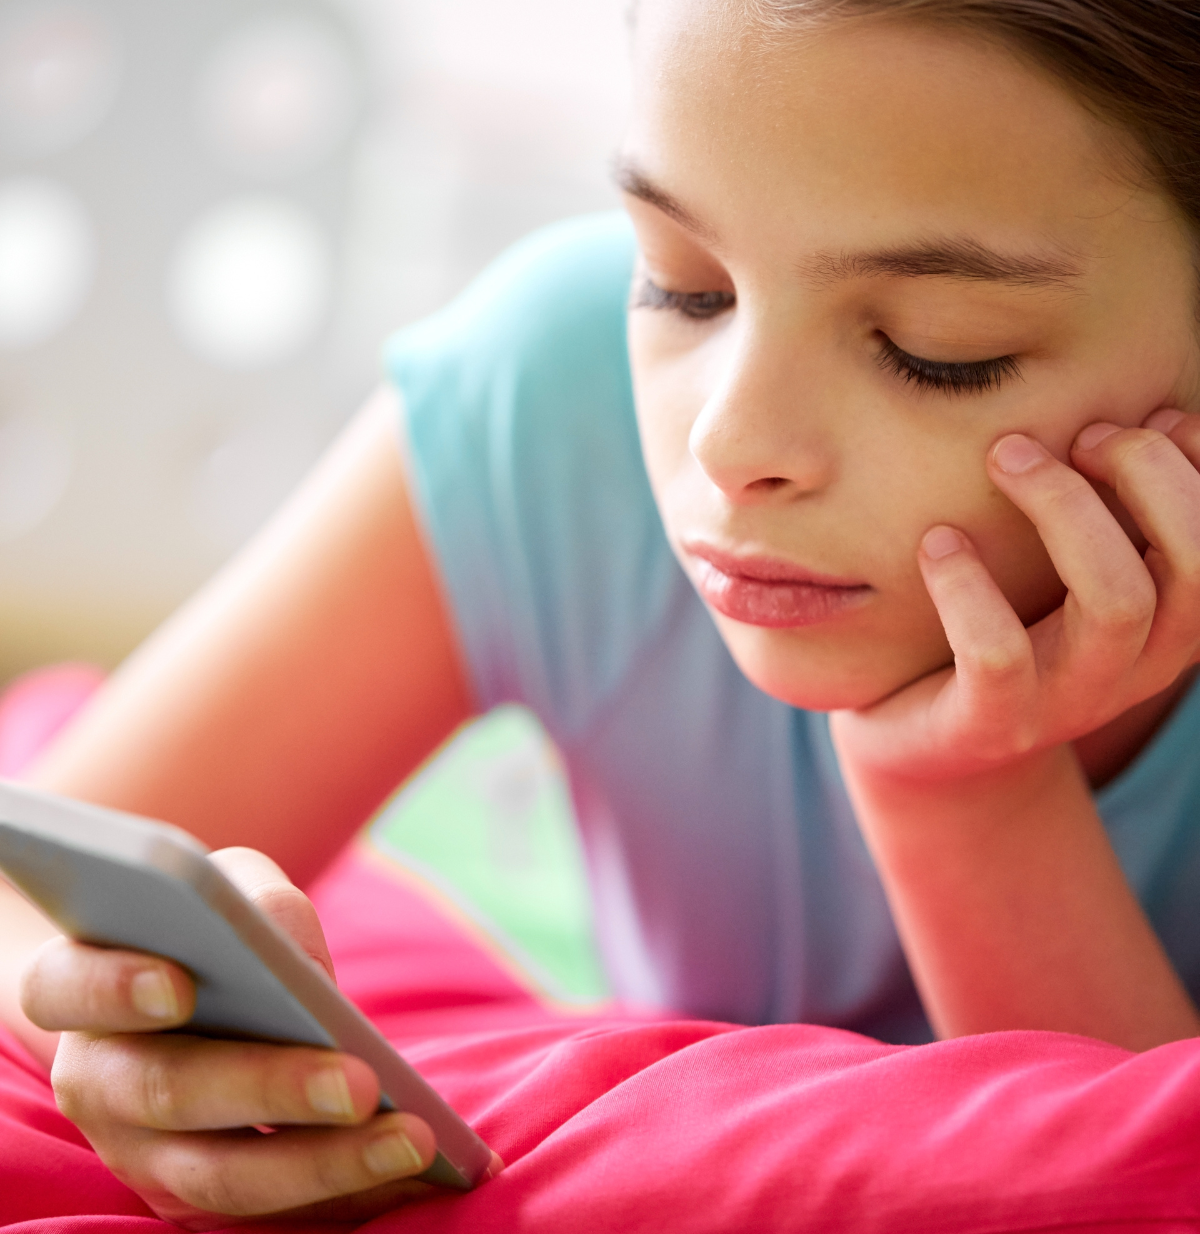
1072 667 1198 790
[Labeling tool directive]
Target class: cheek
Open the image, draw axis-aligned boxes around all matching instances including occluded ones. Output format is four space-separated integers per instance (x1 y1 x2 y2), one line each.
628 317 705 498
877 423 1064 625
954 482 1066 624
628 313 1070 707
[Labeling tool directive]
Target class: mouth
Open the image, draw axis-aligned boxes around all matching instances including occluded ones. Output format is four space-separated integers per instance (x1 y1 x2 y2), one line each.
683 543 874 629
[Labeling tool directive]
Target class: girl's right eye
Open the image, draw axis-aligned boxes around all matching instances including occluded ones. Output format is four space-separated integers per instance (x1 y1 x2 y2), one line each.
634 277 735 321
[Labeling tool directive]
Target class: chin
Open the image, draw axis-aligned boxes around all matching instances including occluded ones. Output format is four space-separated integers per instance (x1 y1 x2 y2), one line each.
716 618 948 713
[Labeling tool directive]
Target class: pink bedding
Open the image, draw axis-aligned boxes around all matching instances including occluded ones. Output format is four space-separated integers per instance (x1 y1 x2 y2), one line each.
1 671 1199 1232
3 845 1200 1233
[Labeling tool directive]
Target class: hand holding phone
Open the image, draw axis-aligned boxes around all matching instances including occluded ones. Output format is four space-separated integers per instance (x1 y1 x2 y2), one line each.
2 784 497 1229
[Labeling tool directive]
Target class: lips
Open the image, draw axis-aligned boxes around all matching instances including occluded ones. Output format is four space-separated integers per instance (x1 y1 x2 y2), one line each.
684 544 873 629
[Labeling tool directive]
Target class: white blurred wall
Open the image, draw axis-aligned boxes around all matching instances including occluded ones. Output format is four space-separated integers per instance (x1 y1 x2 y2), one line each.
0 0 631 682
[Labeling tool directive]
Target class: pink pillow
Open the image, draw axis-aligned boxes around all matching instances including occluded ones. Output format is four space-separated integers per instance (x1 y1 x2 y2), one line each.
1 849 1199 1231
318 852 1200 1234
0 674 1197 1234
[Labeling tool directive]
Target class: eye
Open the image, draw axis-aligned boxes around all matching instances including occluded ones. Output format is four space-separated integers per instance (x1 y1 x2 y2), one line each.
877 334 1021 396
633 276 735 321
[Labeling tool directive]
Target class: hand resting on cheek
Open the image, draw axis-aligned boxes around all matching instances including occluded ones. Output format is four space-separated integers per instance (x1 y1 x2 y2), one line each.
831 408 1200 785
829 407 1200 1051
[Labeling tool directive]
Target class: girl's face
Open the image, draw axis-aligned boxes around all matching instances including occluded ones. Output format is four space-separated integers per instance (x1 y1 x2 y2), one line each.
623 0 1200 710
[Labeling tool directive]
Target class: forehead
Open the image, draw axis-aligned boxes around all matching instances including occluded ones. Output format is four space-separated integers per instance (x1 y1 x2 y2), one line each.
626 0 1163 267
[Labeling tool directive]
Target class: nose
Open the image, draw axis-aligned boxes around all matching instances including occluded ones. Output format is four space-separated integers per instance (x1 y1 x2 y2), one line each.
687 322 836 504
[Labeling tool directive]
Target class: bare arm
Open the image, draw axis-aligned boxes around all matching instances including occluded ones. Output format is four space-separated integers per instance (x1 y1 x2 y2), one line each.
837 743 1200 1050
831 410 1200 1051
2 384 474 1061
27 384 473 881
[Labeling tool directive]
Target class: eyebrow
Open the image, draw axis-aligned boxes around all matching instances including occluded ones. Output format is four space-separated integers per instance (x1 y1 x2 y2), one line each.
802 239 1083 288
613 157 716 241
613 156 1084 288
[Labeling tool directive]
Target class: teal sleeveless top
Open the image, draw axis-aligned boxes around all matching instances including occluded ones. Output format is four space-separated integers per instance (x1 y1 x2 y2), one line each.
387 213 1200 1044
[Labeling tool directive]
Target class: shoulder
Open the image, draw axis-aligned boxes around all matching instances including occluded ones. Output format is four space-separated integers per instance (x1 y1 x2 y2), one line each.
386 211 636 403
387 214 681 735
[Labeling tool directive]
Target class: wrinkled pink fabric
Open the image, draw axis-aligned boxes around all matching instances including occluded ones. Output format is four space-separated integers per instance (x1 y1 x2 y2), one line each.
2 671 1199 1232
3 847 1200 1233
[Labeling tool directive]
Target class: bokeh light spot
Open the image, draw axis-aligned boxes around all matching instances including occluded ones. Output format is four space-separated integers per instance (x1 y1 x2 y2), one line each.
167 195 332 370
195 16 359 178
0 176 94 350
0 2 120 156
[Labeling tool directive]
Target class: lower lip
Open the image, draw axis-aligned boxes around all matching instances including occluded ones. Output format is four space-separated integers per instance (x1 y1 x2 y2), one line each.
692 559 872 628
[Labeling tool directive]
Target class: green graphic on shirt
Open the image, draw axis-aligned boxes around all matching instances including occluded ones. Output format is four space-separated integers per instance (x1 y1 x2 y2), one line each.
367 705 610 1006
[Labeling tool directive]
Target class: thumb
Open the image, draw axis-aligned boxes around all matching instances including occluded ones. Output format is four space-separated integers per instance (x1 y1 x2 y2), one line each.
208 848 336 982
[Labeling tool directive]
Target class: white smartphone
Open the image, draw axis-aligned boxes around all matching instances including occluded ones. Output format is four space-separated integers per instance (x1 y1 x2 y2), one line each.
0 780 495 1191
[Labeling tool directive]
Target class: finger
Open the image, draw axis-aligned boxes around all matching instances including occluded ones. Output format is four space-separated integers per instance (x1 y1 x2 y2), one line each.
1070 421 1200 655
988 434 1155 667
20 936 195 1032
919 526 1039 749
209 848 335 980
146 1111 436 1217
54 1033 380 1131
1144 408 1200 471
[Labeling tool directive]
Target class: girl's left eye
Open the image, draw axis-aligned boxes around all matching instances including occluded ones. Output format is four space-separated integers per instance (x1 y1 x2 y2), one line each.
634 276 735 321
877 334 1021 396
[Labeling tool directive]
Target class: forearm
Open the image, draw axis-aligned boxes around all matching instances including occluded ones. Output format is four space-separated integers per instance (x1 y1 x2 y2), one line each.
24 390 473 887
839 741 1199 1051
0 880 59 1068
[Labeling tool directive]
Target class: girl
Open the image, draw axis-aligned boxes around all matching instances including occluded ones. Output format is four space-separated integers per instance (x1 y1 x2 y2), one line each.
5 0 1200 1222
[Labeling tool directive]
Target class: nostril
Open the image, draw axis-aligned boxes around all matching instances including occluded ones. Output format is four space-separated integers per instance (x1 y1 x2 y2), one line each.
749 476 789 491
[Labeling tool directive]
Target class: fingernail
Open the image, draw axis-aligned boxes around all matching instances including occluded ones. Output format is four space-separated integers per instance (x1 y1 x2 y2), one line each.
922 526 963 560
1074 422 1120 451
363 1132 425 1178
1144 408 1185 434
992 434 1046 475
306 1069 356 1119
130 968 180 1020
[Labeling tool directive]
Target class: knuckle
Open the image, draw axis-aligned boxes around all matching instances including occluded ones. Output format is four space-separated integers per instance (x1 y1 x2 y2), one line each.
1170 546 1200 592
50 1057 87 1124
1007 719 1041 756
981 720 1040 762
253 1050 292 1121
51 1080 84 1125
50 1033 105 1124
1111 430 1192 487
1090 579 1156 636
1175 417 1200 454
137 1053 182 1129
251 883 320 944
310 1140 364 1199
1093 426 1173 468
250 880 307 916
169 1162 246 1217
1123 427 1177 464
19 938 79 1028
972 640 1027 681
17 966 49 1026
1043 471 1096 519
154 1139 254 1217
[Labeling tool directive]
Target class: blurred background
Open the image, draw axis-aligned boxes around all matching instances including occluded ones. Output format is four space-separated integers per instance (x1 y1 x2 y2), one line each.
0 0 632 682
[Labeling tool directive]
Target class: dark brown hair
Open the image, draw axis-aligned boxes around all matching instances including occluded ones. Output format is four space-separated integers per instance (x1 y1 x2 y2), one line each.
755 0 1200 233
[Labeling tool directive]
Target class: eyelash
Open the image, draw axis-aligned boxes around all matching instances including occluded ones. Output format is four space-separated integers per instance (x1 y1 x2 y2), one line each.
635 278 1022 396
634 277 735 320
877 335 1021 396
